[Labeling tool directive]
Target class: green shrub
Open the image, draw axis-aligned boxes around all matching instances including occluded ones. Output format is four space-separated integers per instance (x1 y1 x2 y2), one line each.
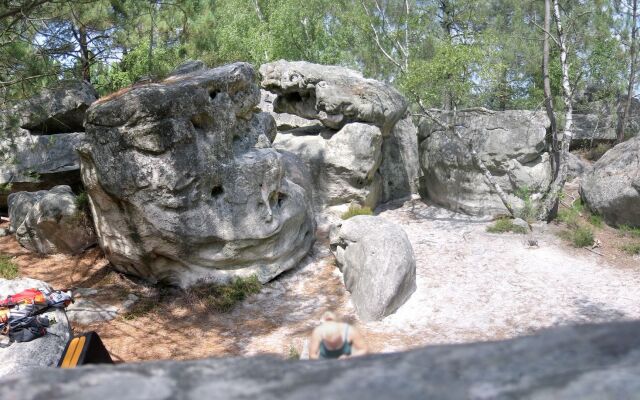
187 275 262 313
121 296 158 320
0 255 19 279
288 345 300 360
515 186 537 222
619 225 640 238
557 208 580 228
586 143 612 161
341 204 373 220
621 243 640 255
75 192 89 211
487 218 528 234
567 226 594 247
588 214 604 228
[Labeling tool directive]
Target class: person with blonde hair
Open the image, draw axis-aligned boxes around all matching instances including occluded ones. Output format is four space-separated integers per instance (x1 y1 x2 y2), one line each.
308 311 368 360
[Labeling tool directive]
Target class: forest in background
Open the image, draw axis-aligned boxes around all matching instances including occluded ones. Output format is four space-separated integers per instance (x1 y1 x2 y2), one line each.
0 0 636 113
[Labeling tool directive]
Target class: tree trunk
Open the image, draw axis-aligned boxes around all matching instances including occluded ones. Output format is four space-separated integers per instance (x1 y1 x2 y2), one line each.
617 0 638 143
539 0 573 221
78 24 90 82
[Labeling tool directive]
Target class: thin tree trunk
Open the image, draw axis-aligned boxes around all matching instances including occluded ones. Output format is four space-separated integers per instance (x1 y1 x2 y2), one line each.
617 0 638 143
542 0 560 199
539 0 573 221
79 24 90 82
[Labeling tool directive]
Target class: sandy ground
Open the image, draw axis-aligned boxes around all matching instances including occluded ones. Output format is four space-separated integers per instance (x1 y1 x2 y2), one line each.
1 189 640 362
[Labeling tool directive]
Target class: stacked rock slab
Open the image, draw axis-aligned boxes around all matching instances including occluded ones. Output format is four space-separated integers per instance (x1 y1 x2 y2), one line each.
0 81 97 210
259 60 420 209
80 62 315 287
4 322 640 399
330 215 416 321
418 108 552 217
581 136 640 227
0 278 72 379
8 185 96 255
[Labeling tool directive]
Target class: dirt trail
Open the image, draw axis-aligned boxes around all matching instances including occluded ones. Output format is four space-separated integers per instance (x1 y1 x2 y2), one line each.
1 196 640 361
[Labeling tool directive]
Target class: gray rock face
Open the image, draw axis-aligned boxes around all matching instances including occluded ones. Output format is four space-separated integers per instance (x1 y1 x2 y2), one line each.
566 152 592 180
330 215 416 321
259 89 323 132
418 109 552 217
581 136 640 227
260 60 407 133
260 61 419 208
380 113 421 202
3 321 640 399
8 185 96 254
15 80 97 134
274 123 383 208
572 112 617 142
0 132 85 209
169 60 206 77
66 299 118 325
80 62 315 287
0 278 71 379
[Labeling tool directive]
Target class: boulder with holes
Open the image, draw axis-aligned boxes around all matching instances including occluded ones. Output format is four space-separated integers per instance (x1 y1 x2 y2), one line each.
80 62 315 287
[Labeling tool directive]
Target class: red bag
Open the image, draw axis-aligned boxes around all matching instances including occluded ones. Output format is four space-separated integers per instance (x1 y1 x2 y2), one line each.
0 288 47 308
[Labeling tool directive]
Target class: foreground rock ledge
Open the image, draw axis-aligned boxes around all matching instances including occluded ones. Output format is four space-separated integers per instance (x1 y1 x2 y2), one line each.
81 62 315 287
2 322 640 399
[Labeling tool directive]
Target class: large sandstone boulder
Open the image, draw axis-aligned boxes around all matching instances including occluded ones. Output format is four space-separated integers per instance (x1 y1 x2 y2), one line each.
15 80 97 134
3 322 640 399
0 278 72 379
260 61 419 208
0 133 85 209
418 108 552 217
581 136 640 227
274 123 383 208
330 215 416 321
80 62 315 287
8 185 96 254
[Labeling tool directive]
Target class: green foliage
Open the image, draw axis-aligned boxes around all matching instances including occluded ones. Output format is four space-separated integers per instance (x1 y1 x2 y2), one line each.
0 255 19 279
187 276 262 313
341 204 374 220
571 226 595 248
588 214 604 228
586 144 612 161
75 192 89 212
559 225 595 248
619 225 640 238
288 345 300 360
121 296 159 320
621 243 640 255
486 218 528 234
0 183 12 195
515 186 537 222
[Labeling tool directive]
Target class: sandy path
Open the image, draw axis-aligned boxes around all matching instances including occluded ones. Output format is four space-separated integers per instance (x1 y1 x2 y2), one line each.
2 198 639 361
